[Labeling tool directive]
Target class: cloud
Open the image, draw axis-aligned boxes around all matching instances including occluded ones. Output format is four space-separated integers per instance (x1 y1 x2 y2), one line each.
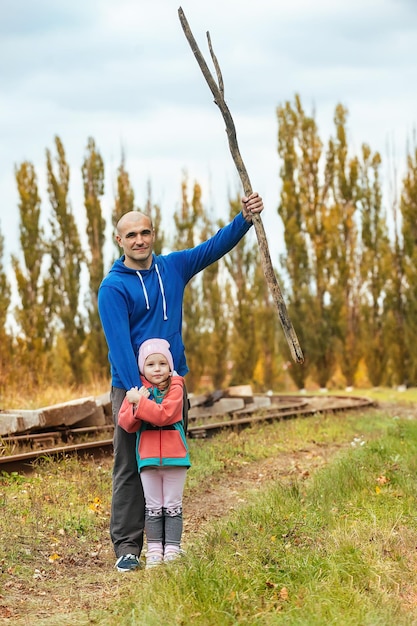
1 0 417 272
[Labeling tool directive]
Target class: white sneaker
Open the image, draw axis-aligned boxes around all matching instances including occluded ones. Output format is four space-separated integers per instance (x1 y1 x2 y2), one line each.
164 548 185 563
146 555 163 570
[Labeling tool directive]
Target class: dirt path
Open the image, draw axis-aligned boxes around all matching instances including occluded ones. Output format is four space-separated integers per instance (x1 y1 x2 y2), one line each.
182 393 377 542
182 439 348 546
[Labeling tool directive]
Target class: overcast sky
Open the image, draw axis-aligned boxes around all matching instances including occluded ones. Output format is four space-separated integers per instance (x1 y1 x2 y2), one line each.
1 0 416 273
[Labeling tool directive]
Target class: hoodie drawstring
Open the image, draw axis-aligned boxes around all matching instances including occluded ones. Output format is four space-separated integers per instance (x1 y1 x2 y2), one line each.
136 271 150 310
136 266 168 321
155 264 168 321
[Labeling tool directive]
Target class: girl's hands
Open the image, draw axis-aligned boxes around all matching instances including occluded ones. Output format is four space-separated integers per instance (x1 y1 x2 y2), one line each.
137 385 150 398
126 387 141 403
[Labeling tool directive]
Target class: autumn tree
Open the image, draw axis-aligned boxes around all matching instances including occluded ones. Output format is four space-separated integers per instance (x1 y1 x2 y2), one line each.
200 210 229 390
144 180 165 256
112 152 135 258
223 195 258 386
325 105 362 387
358 146 391 386
384 159 408 386
82 137 108 379
277 95 339 389
11 162 55 385
276 99 310 390
46 136 86 385
251 261 282 392
399 142 417 384
172 177 207 391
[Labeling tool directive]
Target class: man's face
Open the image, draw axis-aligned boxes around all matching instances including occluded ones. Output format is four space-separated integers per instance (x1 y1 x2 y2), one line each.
116 214 155 269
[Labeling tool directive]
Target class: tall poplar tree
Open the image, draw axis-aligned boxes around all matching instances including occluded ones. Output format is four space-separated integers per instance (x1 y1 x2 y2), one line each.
172 177 207 391
385 185 408 386
201 212 229 390
112 153 135 258
12 162 55 382
252 262 281 391
276 99 310 389
82 137 108 379
399 143 417 384
46 136 86 384
223 196 258 386
325 105 362 387
144 180 165 256
359 146 391 386
277 95 338 389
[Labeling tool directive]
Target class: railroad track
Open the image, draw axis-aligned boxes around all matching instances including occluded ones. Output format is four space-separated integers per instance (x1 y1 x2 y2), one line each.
0 394 375 474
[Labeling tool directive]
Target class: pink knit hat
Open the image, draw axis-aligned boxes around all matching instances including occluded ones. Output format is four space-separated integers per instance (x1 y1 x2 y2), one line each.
138 338 174 375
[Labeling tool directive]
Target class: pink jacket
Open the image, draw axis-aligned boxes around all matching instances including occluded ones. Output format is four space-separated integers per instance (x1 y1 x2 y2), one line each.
118 375 184 432
118 375 190 469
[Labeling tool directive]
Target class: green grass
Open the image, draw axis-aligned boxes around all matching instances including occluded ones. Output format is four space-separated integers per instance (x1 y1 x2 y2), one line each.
319 386 417 404
186 407 393 494
1 406 417 624
103 416 417 625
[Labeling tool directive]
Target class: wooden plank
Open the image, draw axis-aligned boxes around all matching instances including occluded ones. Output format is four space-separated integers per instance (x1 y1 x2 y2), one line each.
188 393 212 408
224 385 253 397
0 412 46 436
0 397 98 435
223 385 254 404
245 396 271 409
188 398 245 419
76 406 107 428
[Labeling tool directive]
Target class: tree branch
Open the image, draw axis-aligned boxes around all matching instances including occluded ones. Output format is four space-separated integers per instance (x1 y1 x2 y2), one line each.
178 7 304 364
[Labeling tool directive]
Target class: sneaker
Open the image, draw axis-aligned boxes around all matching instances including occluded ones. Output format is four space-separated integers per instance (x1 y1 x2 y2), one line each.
163 549 185 564
115 554 141 572
146 555 163 570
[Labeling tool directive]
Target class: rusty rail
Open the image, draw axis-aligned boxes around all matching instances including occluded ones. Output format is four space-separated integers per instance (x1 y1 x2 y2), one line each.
0 395 376 474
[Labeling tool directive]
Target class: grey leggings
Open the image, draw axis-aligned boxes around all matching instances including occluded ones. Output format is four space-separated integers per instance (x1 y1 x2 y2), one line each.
141 467 187 546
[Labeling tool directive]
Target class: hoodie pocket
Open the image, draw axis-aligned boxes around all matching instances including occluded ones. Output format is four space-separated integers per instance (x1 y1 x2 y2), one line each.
138 431 160 459
138 430 187 461
161 430 187 458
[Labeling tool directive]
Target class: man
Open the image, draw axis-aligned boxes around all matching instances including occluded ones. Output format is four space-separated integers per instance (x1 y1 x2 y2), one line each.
98 192 264 571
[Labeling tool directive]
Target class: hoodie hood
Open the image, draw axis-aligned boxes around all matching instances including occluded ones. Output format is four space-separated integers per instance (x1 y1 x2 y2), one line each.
110 255 155 275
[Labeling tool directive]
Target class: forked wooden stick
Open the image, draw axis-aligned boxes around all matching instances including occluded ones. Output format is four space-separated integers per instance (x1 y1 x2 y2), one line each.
178 7 304 363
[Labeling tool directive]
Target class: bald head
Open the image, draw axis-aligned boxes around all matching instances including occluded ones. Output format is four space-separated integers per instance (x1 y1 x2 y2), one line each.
115 211 155 270
116 211 153 235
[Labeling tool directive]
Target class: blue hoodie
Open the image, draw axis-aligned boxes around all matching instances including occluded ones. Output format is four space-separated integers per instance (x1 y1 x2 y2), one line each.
98 212 251 390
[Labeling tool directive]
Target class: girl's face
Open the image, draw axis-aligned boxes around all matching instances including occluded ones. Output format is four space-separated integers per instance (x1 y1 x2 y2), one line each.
143 353 171 385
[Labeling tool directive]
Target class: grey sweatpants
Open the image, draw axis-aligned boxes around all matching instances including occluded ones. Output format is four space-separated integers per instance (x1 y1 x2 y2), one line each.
110 386 145 558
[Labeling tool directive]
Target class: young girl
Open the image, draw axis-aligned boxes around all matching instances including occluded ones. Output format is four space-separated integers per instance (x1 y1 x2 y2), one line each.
118 338 190 569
